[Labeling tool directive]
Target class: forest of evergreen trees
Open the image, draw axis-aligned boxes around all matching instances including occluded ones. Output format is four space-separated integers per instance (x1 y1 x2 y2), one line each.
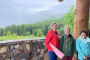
0 16 64 37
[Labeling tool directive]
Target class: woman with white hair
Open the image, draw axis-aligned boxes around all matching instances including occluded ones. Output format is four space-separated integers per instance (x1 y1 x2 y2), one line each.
59 25 77 60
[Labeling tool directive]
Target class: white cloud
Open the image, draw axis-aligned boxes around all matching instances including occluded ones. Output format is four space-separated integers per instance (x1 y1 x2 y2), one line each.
28 7 52 13
28 2 59 13
13 1 60 14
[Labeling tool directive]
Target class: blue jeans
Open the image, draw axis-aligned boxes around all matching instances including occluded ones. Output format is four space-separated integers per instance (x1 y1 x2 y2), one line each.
48 51 57 60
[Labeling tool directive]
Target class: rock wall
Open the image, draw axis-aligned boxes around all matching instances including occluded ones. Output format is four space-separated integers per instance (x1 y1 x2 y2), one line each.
0 38 50 60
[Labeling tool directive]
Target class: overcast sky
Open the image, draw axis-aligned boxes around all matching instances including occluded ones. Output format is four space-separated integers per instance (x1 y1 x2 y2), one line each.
0 0 76 28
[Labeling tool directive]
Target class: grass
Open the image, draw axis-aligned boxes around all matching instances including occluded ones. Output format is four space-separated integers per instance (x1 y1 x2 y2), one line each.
0 35 43 41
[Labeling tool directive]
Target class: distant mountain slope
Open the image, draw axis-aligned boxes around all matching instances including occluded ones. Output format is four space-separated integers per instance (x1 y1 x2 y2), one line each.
35 15 64 25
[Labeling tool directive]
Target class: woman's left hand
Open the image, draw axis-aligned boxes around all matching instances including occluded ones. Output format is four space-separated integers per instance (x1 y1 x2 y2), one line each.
74 54 77 59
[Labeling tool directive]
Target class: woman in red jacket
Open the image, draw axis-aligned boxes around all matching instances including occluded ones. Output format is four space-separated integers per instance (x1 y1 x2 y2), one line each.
45 22 59 60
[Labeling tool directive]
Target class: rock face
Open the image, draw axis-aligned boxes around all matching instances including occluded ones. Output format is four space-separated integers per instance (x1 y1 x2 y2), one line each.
73 0 89 40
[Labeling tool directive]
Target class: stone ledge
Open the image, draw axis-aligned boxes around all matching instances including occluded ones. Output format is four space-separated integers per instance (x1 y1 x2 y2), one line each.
0 37 45 44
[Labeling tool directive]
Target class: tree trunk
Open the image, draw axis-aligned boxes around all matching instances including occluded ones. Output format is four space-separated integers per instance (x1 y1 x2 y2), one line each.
73 0 89 40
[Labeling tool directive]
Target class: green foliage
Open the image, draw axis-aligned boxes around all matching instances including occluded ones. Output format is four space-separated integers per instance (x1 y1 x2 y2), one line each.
2 31 6 36
30 34 35 37
12 33 17 39
64 5 75 33
6 30 11 36
19 24 26 35
37 29 44 37
57 25 64 36
0 36 7 41
10 24 17 34
5 31 18 40
32 29 37 37
21 32 30 36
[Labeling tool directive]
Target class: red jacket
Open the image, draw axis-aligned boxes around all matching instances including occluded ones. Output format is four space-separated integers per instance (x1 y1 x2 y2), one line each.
45 29 59 51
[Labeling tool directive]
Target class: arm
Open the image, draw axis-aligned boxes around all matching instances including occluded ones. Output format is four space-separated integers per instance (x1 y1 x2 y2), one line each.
45 31 52 50
76 39 84 58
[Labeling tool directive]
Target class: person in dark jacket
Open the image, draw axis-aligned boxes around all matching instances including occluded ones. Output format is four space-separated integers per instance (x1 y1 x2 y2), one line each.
59 25 77 60
45 22 59 60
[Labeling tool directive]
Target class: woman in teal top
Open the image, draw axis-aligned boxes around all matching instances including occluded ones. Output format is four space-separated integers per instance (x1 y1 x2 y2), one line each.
76 30 90 60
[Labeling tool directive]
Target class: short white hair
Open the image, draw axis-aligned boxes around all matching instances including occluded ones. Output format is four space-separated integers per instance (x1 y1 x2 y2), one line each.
64 25 70 31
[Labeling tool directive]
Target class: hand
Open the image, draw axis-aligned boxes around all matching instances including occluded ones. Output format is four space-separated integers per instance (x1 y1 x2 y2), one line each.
52 50 54 52
83 56 87 60
74 54 77 59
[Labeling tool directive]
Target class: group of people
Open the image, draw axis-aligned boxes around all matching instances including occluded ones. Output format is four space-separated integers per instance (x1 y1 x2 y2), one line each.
45 22 90 60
